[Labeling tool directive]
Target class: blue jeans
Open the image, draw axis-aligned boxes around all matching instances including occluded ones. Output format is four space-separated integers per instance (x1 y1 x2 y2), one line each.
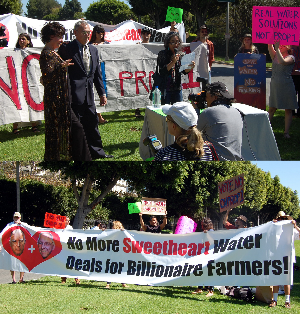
163 90 183 105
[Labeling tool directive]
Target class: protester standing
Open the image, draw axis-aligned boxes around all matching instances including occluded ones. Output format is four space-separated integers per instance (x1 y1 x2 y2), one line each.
268 40 298 139
13 33 40 135
139 213 167 233
157 32 195 105
89 25 109 125
223 208 247 229
58 20 113 159
5 212 26 283
40 21 92 161
238 34 259 54
269 211 300 308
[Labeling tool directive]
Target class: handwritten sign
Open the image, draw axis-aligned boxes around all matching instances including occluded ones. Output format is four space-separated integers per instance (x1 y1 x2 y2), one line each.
141 198 167 215
234 53 266 110
252 6 300 45
166 7 183 23
218 174 244 213
44 212 66 229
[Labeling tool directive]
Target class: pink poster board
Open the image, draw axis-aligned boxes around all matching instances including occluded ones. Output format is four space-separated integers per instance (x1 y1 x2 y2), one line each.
252 6 300 45
174 216 197 234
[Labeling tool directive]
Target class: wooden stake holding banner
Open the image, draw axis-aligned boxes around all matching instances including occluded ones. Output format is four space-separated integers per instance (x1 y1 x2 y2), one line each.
218 174 244 213
141 198 167 215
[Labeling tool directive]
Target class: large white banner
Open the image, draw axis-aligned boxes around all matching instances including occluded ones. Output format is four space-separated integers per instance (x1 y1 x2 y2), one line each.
0 14 186 48
0 44 202 126
0 221 294 286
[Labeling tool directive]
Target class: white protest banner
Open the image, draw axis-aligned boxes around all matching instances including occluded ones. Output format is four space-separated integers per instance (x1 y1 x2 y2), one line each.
252 6 300 45
218 174 244 212
0 14 186 48
0 221 294 286
141 198 167 215
0 44 201 126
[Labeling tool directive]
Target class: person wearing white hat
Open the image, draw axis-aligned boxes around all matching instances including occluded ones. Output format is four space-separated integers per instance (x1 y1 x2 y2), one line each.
269 211 300 309
155 102 218 161
5 212 26 283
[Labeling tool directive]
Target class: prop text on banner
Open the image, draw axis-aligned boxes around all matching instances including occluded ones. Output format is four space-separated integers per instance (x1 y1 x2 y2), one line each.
0 221 294 286
252 6 300 45
44 212 66 229
234 53 266 110
218 174 244 212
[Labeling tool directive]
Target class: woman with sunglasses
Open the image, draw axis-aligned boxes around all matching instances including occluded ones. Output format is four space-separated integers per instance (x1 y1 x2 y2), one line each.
89 25 109 124
156 32 195 105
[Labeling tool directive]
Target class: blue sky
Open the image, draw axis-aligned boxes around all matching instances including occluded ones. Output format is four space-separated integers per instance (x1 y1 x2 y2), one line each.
21 0 130 15
251 161 300 195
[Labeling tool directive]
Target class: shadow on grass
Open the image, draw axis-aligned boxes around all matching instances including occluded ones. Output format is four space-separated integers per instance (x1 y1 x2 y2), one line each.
103 141 140 159
0 124 45 144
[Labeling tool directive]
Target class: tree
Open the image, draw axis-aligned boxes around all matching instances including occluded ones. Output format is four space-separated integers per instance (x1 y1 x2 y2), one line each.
26 0 61 19
0 0 22 15
58 0 84 20
85 0 136 25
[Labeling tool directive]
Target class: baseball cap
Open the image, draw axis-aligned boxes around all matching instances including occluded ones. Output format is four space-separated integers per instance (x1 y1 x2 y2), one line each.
162 102 198 130
206 82 234 99
141 27 151 34
13 212 21 218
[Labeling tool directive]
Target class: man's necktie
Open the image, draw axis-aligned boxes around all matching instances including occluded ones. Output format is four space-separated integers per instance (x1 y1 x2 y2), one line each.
83 45 90 73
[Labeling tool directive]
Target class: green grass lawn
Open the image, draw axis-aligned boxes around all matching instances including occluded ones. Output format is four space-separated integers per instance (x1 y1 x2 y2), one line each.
1 106 300 161
1 241 300 314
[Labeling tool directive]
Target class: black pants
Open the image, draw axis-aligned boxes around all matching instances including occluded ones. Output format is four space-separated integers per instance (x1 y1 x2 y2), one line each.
72 98 106 160
292 75 300 116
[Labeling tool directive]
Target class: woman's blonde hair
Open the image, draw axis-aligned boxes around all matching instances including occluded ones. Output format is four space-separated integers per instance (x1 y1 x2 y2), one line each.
112 221 124 229
168 115 204 157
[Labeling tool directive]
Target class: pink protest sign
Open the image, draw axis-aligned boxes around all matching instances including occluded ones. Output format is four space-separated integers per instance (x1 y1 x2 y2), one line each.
252 6 300 45
174 216 197 234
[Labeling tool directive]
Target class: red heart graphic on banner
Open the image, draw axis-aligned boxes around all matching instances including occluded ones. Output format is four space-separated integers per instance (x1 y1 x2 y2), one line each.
2 226 62 271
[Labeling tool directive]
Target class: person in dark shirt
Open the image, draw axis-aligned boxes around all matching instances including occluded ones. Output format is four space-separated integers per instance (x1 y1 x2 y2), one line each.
139 213 167 233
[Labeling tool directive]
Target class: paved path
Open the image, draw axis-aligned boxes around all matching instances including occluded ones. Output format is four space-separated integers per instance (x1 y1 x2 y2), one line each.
0 269 44 284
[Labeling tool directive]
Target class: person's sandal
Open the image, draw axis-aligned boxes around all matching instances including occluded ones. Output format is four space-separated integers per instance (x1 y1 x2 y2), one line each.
285 302 291 308
13 128 20 135
269 300 277 307
32 126 40 133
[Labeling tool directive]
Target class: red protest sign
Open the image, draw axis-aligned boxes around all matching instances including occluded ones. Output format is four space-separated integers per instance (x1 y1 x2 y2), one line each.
44 212 66 229
218 174 244 212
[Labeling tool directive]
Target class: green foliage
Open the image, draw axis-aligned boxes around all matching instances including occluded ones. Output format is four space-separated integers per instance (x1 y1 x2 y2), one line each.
0 0 22 15
85 0 136 24
0 177 77 230
26 0 62 19
58 0 82 21
43 7 60 20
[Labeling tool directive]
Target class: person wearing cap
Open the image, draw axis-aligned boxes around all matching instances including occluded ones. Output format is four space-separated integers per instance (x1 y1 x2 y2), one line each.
197 81 243 161
154 102 217 161
157 32 195 105
140 27 151 44
223 208 247 229
191 25 214 83
269 211 300 308
5 212 27 283
238 34 259 54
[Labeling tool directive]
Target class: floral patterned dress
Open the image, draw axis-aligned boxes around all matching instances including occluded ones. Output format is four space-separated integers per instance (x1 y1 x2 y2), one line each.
39 48 71 161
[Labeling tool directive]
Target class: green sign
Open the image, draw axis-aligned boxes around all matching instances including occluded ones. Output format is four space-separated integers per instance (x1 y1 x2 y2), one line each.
128 202 142 214
165 6 183 23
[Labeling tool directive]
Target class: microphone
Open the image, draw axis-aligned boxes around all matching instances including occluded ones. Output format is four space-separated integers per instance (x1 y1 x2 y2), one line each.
174 48 178 55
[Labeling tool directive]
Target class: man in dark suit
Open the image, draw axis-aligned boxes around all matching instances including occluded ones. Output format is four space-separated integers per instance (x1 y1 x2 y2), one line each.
58 20 113 159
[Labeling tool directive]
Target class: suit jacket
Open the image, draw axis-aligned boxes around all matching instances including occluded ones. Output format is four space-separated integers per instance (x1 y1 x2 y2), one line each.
58 40 105 108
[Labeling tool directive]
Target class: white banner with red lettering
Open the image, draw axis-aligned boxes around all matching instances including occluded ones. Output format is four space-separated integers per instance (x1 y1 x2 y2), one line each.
0 44 201 126
0 221 294 286
0 14 186 48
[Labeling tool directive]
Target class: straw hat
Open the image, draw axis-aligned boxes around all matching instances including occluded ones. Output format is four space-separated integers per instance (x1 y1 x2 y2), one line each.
275 211 292 220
